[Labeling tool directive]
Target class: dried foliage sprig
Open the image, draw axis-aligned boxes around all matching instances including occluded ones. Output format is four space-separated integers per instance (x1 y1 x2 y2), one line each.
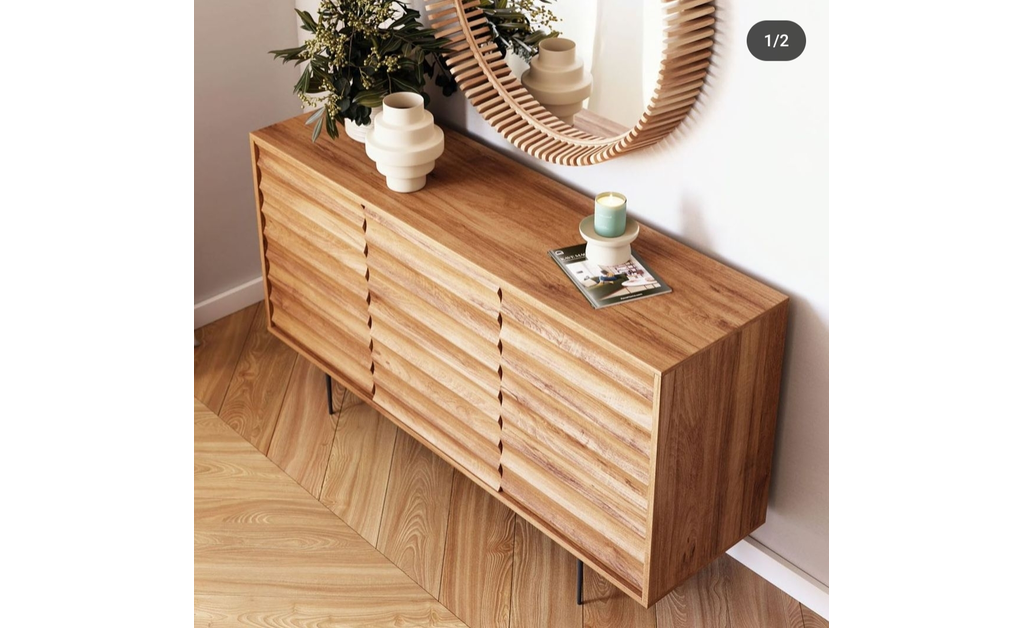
270 0 456 141
479 0 560 61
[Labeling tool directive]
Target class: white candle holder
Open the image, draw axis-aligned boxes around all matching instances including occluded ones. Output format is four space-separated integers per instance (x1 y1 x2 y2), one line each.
580 216 640 266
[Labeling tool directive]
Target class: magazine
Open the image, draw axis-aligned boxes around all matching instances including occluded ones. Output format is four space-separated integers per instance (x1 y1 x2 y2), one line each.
549 244 672 309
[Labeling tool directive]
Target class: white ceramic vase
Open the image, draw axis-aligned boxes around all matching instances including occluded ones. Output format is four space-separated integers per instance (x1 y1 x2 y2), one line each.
344 106 381 143
521 38 593 125
365 93 444 193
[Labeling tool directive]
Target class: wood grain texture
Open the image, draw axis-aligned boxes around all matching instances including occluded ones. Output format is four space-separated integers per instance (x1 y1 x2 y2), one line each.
196 309 813 626
270 305 374 397
509 517 581 628
377 430 455 597
501 461 645 593
374 386 502 491
319 403 398 544
194 398 465 628
195 403 308 502
252 120 787 374
725 561 805 628
440 473 516 628
366 217 501 317
582 568 657 628
266 357 337 498
501 317 653 431
645 303 789 604
657 556 803 628
367 240 500 343
195 595 466 628
801 605 828 628
501 423 647 538
194 304 259 413
655 555 731 628
257 148 365 227
219 305 298 454
333 376 362 413
374 343 500 450
501 393 648 512
250 118 791 607
423 0 715 166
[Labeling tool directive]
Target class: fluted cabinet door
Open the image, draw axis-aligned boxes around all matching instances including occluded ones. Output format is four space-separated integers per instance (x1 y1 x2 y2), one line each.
365 207 503 490
498 292 657 596
253 146 373 396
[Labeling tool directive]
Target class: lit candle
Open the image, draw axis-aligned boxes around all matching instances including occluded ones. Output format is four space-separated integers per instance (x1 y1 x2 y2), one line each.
594 192 627 238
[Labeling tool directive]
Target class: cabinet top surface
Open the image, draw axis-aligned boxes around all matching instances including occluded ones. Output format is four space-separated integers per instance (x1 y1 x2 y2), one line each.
253 115 786 373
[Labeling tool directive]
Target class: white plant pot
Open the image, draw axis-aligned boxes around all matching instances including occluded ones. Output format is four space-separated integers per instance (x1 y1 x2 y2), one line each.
344 107 381 143
365 93 444 193
521 38 593 125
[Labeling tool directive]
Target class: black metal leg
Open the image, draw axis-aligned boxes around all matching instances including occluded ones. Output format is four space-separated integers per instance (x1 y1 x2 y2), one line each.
577 558 583 605
325 373 335 415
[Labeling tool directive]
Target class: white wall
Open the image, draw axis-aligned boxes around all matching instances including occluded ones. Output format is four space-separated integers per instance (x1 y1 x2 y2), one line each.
414 0 830 585
195 0 301 305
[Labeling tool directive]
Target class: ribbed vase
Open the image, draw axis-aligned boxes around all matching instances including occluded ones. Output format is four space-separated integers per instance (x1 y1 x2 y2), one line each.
521 38 593 125
364 93 444 193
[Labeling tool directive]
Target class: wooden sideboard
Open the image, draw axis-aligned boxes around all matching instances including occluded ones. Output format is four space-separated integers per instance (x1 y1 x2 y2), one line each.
249 115 789 608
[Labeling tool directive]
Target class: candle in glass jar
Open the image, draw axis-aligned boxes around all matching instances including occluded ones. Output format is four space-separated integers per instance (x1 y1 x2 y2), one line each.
594 192 627 238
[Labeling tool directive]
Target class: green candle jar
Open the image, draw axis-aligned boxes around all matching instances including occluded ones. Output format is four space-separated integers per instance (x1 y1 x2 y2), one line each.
594 192 627 238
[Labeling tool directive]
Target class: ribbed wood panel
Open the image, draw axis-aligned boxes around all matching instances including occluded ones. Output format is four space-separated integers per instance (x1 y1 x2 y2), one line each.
502 319 652 430
260 177 364 251
374 343 500 449
501 343 653 450
258 150 365 227
369 299 499 394
501 369 650 483
500 297 654 401
502 461 645 593
503 421 647 534
271 306 373 395
501 397 648 514
499 296 656 595
366 219 500 317
367 213 502 490
424 0 716 165
255 147 372 396
266 247 368 314
376 386 501 490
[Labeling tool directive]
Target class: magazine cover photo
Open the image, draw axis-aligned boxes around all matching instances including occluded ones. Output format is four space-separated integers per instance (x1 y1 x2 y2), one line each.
550 244 672 309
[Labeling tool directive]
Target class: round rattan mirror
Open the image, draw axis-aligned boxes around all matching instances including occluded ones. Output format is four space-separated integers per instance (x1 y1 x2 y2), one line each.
425 0 715 166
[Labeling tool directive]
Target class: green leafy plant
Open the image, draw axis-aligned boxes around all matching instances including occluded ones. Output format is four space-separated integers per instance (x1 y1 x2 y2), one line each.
271 0 561 142
479 0 560 61
271 0 456 142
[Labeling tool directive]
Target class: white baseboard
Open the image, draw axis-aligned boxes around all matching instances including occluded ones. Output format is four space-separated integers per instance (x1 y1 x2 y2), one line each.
194 276 265 329
727 537 829 620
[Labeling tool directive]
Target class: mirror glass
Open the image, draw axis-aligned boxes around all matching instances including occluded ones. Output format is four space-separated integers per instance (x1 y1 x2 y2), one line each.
503 0 664 137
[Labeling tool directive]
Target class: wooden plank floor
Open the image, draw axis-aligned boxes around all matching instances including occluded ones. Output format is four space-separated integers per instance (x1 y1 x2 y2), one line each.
195 304 828 628
194 398 465 627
